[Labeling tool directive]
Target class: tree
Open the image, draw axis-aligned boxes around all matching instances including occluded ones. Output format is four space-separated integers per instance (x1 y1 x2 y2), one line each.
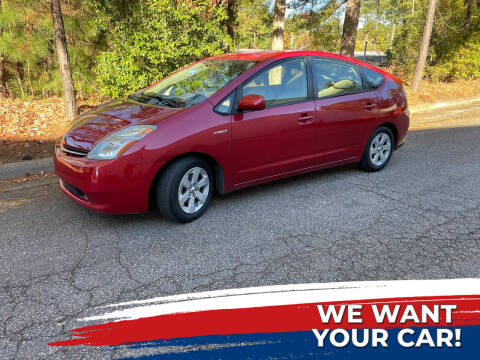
286 0 345 52
371 0 380 52
93 0 231 98
384 0 400 50
0 0 7 97
389 11 397 49
411 0 437 91
0 0 36 98
51 0 77 119
236 0 272 49
340 0 361 57
464 0 476 32
271 0 286 50
224 0 238 43
0 55 6 96
0 0 102 99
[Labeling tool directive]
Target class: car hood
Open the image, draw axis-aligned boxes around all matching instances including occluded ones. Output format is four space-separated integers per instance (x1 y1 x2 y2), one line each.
63 100 182 151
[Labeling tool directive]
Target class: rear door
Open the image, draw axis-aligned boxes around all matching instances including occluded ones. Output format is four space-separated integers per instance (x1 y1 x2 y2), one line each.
231 57 319 184
311 57 379 164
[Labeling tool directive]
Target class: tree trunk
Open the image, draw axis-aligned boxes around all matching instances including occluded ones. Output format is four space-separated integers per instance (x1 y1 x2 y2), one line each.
389 14 397 50
0 0 7 97
0 56 7 98
373 0 379 53
51 0 77 120
271 0 286 50
225 0 237 43
14 63 25 98
464 0 475 33
340 0 361 57
26 63 34 97
411 0 437 92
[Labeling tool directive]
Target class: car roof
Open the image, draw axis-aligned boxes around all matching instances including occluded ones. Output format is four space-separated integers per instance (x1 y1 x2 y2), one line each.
209 50 358 63
209 51 284 61
208 50 397 81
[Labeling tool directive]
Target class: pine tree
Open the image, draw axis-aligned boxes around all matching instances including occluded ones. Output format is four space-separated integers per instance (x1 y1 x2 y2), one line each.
51 0 77 119
464 0 476 32
0 0 7 97
236 0 272 50
222 0 238 43
411 0 437 91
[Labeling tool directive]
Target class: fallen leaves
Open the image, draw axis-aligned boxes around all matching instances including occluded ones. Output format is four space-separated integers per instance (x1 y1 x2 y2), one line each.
2 98 70 141
0 97 104 163
404 79 480 106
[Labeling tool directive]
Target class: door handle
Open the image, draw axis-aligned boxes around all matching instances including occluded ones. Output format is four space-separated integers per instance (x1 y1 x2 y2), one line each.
298 114 314 124
364 103 377 111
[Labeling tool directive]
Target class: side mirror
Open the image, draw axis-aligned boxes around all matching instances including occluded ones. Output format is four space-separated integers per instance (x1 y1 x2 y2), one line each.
238 94 265 111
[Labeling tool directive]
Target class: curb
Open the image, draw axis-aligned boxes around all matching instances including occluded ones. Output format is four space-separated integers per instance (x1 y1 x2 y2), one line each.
0 157 54 181
410 96 480 114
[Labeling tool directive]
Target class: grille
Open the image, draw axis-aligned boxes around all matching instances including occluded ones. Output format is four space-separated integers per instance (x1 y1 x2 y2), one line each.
62 181 86 199
61 143 88 157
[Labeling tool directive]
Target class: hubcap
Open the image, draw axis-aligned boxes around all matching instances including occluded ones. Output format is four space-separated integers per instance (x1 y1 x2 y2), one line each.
178 167 209 214
369 133 392 166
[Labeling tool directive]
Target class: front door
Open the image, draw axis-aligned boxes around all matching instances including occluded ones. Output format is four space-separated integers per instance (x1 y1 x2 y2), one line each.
231 58 319 185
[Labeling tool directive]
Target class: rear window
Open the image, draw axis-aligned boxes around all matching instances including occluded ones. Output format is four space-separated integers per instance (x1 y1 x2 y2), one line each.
362 67 385 90
312 58 363 99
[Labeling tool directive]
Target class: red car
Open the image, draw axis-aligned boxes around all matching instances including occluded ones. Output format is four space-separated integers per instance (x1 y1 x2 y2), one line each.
55 51 409 222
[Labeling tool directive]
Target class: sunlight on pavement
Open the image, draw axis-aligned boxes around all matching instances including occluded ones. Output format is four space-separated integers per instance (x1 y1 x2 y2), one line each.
0 198 31 212
410 104 480 131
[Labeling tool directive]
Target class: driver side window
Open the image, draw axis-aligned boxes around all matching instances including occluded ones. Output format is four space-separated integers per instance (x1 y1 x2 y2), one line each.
312 59 363 99
241 58 308 107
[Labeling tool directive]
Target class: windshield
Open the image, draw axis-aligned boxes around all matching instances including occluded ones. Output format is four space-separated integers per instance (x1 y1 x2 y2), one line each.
129 59 257 108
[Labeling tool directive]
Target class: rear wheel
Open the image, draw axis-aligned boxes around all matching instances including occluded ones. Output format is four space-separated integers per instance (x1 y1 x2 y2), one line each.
359 126 394 172
156 157 213 223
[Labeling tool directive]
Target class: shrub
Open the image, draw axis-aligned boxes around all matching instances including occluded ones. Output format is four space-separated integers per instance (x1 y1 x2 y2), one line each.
93 0 231 98
388 0 480 83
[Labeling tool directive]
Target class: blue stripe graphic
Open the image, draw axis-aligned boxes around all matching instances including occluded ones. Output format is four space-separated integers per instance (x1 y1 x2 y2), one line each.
117 325 479 359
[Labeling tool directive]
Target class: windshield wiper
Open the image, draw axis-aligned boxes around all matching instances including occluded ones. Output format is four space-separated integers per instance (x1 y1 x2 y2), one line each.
128 93 180 107
143 93 180 107
128 93 151 103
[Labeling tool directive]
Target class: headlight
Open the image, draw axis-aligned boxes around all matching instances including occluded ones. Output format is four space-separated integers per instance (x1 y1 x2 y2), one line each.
87 125 156 160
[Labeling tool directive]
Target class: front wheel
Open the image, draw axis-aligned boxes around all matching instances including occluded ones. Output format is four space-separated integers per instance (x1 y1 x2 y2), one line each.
156 157 213 223
359 126 394 172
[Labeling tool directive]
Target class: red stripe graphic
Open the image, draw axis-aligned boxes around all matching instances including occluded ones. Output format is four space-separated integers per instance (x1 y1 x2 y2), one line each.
50 295 480 347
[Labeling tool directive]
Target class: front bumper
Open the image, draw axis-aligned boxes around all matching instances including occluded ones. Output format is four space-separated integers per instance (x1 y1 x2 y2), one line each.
54 141 161 213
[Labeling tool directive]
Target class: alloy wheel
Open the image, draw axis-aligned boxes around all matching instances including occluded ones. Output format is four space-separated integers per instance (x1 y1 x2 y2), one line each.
177 167 210 214
369 132 392 167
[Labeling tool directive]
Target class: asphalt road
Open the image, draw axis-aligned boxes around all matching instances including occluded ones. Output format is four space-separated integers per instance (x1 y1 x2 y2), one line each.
1 104 480 359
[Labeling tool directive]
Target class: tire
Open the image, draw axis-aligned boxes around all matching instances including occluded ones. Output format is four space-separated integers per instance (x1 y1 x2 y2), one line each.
359 126 394 172
156 157 214 223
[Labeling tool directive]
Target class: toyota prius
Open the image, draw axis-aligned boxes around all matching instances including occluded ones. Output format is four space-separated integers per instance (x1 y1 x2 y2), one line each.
55 51 409 222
